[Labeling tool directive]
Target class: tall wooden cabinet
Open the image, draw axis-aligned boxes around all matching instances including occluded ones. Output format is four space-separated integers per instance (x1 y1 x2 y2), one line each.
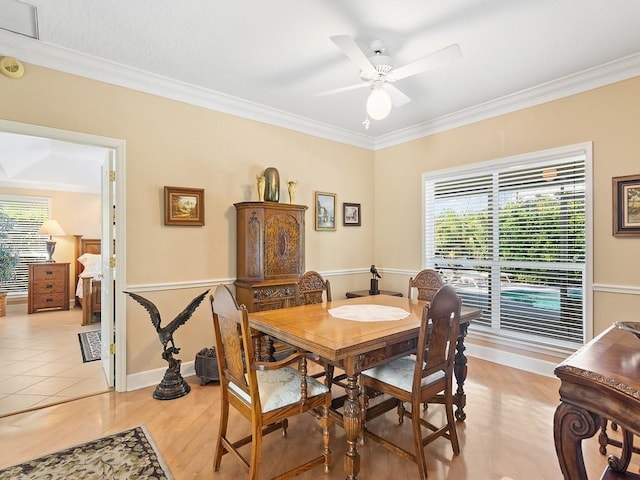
234 201 307 312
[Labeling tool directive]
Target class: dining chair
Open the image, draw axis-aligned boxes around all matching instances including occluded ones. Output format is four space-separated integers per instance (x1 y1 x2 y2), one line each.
296 270 332 305
295 271 336 383
407 269 446 301
360 284 461 480
210 284 332 480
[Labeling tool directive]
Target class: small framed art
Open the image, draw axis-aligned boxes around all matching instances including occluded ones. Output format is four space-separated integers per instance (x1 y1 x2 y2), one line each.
343 202 361 226
315 192 336 231
164 186 205 226
613 174 640 236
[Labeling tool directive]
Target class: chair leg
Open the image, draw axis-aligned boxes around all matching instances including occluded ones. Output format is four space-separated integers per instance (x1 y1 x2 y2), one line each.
397 401 406 425
321 405 332 473
445 393 460 455
325 364 335 388
411 400 428 480
213 393 229 471
248 419 263 480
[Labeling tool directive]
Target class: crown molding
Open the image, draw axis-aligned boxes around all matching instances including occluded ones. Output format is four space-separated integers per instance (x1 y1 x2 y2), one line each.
2 30 639 152
375 52 640 150
0 31 375 149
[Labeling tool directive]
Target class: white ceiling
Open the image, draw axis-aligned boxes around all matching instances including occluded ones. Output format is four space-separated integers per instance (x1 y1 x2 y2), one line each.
1 0 640 191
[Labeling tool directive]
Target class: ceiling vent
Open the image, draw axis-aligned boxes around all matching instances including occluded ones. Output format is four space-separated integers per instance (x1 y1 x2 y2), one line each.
0 0 39 39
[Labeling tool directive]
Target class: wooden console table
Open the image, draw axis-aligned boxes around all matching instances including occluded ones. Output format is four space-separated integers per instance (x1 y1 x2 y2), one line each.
554 325 640 479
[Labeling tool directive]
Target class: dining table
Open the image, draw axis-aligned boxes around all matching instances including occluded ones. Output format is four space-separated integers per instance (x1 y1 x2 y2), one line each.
248 293 481 480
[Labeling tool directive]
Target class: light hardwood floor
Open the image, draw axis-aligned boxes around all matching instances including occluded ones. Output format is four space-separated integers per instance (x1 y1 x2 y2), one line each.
0 356 629 479
0 304 109 417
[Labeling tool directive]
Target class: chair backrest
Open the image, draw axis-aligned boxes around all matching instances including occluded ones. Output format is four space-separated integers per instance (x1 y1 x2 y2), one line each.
414 284 461 388
297 271 331 305
408 269 446 301
210 285 260 406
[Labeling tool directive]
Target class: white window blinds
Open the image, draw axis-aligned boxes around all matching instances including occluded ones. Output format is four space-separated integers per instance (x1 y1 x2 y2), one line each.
0 196 50 295
424 148 588 347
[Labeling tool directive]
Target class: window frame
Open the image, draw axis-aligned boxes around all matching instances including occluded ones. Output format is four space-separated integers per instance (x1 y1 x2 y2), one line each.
422 143 593 351
0 194 52 296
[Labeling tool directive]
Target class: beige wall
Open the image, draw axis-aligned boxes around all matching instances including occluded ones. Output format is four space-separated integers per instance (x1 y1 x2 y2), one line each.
374 76 640 336
0 186 100 298
1 62 638 379
0 63 374 376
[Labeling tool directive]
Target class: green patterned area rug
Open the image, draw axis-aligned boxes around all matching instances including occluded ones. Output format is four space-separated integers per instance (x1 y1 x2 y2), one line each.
0 425 173 479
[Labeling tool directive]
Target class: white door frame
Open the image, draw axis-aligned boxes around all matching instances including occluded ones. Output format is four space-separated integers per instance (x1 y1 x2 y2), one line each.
0 119 127 392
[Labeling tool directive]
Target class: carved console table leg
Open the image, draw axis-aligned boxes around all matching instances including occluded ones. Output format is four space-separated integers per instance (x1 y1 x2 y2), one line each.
453 321 469 421
342 373 361 480
554 402 600 479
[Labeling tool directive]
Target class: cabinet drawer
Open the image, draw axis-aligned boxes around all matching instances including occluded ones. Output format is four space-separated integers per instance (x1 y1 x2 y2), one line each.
31 264 67 281
32 279 67 294
32 293 65 309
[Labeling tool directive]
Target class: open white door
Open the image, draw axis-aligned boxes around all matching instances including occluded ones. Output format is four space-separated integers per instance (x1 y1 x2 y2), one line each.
100 151 115 387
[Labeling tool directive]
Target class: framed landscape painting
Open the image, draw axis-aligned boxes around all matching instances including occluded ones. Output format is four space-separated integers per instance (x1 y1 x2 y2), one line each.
164 186 205 226
613 174 640 236
315 192 336 231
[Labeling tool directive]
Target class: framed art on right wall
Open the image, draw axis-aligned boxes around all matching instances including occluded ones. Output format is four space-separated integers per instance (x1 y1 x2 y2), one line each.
343 203 361 226
613 174 640 236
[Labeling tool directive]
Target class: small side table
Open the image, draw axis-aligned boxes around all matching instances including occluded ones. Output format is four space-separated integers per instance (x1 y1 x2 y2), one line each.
345 290 403 298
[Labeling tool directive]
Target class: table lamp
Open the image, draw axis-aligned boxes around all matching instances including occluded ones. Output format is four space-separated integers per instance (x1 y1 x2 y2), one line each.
38 219 65 262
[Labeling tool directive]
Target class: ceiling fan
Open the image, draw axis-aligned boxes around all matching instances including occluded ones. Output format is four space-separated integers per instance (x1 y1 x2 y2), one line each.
316 35 461 123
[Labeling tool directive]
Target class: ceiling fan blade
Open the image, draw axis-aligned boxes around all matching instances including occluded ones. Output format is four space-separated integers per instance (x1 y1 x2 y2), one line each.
384 84 411 107
387 43 461 82
330 35 377 76
313 81 370 97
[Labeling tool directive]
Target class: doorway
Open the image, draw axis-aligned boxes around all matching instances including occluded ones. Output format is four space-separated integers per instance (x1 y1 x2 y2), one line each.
0 119 126 415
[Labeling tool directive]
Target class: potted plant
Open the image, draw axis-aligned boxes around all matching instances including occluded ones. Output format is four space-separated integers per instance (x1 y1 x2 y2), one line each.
0 210 19 316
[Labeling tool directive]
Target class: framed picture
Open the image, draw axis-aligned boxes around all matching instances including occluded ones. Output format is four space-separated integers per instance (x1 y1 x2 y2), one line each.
315 192 336 231
343 202 361 226
613 174 640 236
164 186 205 226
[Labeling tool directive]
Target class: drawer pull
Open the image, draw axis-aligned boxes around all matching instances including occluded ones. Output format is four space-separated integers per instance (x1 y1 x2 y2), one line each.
45 270 54 275
46 284 53 289
46 298 53 303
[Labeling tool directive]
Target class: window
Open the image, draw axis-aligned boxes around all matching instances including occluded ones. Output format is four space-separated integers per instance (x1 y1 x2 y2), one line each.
424 144 591 348
0 195 50 295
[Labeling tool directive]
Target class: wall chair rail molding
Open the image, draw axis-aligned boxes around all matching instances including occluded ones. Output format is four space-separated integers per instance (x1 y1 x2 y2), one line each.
592 283 640 295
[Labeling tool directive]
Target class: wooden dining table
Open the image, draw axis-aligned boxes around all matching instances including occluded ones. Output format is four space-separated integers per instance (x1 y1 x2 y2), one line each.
248 293 481 480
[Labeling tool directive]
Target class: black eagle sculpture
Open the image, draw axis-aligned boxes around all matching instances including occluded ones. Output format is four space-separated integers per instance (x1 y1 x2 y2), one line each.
124 289 209 400
370 265 382 279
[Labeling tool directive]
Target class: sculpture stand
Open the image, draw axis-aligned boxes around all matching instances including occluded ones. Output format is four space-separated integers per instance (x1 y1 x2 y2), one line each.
369 278 380 295
153 347 191 400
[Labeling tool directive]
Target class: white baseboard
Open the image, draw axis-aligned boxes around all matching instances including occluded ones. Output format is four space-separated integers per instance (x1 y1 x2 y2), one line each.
465 343 558 378
125 343 558 393
126 360 196 392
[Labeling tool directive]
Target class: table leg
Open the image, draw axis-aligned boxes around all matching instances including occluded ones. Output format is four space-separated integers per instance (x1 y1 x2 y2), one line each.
453 321 469 421
553 401 600 479
342 373 361 480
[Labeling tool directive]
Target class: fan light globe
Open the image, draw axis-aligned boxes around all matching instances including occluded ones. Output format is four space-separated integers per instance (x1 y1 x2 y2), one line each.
366 88 392 120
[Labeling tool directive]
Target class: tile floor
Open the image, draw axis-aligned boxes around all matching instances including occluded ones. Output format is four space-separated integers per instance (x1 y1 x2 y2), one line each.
0 303 110 417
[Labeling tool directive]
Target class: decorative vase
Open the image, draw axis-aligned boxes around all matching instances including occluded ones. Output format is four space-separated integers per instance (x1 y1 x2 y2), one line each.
256 175 265 201
264 167 280 202
287 181 297 204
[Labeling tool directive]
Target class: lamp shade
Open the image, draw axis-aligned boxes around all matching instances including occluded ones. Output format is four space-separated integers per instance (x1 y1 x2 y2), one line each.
38 219 65 238
366 87 392 120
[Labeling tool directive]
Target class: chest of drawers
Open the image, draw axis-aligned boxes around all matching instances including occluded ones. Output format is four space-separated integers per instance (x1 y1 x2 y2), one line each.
28 263 70 314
